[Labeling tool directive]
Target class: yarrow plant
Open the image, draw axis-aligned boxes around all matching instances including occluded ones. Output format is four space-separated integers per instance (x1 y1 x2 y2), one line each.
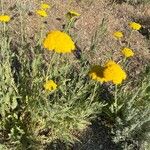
43 80 57 91
40 3 51 10
43 30 75 53
65 10 81 32
36 9 48 17
0 1 149 150
129 22 142 30
36 3 50 17
105 20 149 150
122 47 134 58
89 60 127 85
0 15 10 22
113 31 124 39
89 65 105 83
0 12 106 148
66 10 81 20
103 60 127 84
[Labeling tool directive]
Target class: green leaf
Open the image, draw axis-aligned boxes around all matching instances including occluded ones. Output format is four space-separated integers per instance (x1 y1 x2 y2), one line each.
11 97 18 110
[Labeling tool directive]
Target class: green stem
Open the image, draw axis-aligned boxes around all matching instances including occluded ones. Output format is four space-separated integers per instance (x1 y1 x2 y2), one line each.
114 85 118 115
3 22 6 47
127 30 133 47
64 18 75 33
90 82 98 104
45 52 56 79
122 57 127 66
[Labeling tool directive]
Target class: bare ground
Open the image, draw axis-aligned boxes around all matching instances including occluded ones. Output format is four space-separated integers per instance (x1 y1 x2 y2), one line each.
4 0 150 65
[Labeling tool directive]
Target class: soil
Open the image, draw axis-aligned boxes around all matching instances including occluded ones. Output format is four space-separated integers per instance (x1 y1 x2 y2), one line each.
5 0 150 64
46 118 121 150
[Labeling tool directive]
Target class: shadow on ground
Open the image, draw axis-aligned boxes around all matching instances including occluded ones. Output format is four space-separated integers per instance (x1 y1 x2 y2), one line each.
72 119 121 150
46 119 122 150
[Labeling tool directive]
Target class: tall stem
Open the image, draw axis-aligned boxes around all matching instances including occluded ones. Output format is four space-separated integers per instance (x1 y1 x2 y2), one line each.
127 30 133 47
64 18 75 33
90 82 98 104
114 85 118 115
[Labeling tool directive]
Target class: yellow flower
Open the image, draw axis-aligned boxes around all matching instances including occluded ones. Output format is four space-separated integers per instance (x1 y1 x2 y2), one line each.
43 80 57 91
43 30 75 53
40 3 50 10
89 65 106 83
36 10 48 17
113 31 123 39
66 10 80 19
103 60 127 85
89 61 127 85
0 15 10 22
129 22 141 30
122 48 134 58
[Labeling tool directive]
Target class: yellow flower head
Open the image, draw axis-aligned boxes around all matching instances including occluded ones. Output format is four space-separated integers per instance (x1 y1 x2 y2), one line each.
66 10 80 20
89 65 106 83
43 30 75 53
122 47 134 58
103 60 127 85
113 31 123 39
36 9 48 17
89 61 127 85
43 80 57 91
0 15 10 23
129 22 141 30
40 3 50 10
